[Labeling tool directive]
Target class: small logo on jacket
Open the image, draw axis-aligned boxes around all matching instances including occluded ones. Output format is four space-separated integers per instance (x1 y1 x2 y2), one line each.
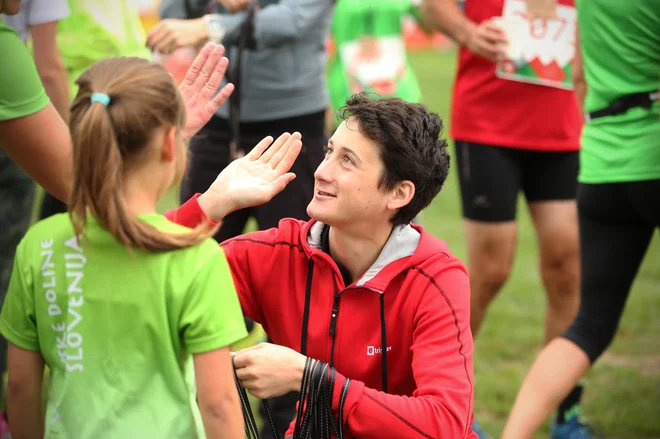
367 346 392 356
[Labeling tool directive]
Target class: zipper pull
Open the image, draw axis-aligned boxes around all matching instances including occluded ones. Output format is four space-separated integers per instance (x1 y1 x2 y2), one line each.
329 295 340 336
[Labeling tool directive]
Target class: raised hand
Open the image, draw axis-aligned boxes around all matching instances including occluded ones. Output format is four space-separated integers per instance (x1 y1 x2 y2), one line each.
197 133 304 222
178 43 235 140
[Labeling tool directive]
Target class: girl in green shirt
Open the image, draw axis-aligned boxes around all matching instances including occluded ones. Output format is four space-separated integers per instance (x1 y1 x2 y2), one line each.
0 57 247 439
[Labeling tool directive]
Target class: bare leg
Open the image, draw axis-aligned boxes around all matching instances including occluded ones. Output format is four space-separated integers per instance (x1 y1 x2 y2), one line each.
502 339 590 439
464 219 517 337
528 200 580 344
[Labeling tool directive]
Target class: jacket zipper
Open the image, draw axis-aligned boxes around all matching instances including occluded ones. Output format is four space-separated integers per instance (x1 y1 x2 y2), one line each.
329 293 341 366
328 286 382 367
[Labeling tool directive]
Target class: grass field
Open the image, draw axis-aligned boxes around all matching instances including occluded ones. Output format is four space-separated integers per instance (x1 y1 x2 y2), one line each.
33 49 658 438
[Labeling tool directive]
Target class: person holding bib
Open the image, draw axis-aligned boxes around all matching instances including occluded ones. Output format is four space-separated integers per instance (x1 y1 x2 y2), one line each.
326 0 425 132
421 0 584 437
0 56 253 439
502 0 660 437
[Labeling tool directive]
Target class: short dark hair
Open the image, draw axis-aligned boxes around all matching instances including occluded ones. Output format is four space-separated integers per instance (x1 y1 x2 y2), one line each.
338 92 450 225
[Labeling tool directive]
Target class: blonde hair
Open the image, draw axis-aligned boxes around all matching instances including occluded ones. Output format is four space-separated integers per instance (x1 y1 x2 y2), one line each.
69 57 217 252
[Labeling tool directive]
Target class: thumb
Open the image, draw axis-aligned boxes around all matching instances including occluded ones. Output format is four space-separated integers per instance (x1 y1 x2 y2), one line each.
270 173 297 194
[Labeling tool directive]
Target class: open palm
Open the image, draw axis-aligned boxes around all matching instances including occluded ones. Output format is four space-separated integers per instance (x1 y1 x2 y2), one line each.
202 133 304 220
178 43 235 141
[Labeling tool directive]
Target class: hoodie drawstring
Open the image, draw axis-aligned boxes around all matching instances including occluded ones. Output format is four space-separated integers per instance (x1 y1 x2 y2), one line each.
300 260 315 355
379 294 388 393
299 259 389 393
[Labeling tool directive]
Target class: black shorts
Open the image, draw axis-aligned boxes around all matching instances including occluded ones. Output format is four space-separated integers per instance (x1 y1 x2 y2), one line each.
455 141 579 222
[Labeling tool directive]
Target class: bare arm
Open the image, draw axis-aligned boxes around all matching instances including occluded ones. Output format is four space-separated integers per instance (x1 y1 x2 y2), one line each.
194 347 244 439
6 343 45 439
0 42 232 204
421 0 476 46
421 0 506 61
0 103 73 202
31 21 70 123
571 28 586 115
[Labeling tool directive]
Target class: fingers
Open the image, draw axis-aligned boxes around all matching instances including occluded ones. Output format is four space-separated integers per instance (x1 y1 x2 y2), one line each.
232 352 250 369
145 23 166 51
484 21 508 43
196 54 230 118
191 46 225 95
148 31 176 54
181 43 215 88
268 173 297 196
259 132 292 163
207 82 234 113
267 132 302 168
475 35 506 61
235 366 253 381
245 136 275 160
196 54 228 102
471 20 508 61
273 139 302 175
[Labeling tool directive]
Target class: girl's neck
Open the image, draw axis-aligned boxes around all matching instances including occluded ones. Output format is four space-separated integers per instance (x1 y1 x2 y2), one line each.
122 168 162 216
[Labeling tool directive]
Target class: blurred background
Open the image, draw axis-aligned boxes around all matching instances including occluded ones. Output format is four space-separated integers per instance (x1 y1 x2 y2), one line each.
6 0 660 437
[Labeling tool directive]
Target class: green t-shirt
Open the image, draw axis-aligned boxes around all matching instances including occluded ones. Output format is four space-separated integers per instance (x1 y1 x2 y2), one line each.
0 18 49 121
328 0 423 127
577 0 660 183
0 213 248 439
56 0 151 99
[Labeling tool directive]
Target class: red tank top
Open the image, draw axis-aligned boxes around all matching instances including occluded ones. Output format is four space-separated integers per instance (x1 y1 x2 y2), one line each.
450 0 582 151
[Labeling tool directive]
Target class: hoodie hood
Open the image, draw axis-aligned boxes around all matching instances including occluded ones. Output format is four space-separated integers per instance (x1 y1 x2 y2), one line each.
302 219 449 291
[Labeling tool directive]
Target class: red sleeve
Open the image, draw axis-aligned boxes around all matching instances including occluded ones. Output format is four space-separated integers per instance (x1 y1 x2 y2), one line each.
165 194 276 328
286 261 475 439
163 193 219 228
219 228 285 329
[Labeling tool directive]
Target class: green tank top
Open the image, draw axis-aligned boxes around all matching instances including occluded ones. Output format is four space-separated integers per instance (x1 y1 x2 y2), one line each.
328 0 423 127
577 0 660 183
56 0 150 99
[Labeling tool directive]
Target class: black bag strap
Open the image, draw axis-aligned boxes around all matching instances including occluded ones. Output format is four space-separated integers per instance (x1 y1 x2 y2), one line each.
234 368 261 438
234 358 350 439
224 0 259 160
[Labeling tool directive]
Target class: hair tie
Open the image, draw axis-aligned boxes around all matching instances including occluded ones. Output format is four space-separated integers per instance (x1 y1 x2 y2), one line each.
90 92 111 107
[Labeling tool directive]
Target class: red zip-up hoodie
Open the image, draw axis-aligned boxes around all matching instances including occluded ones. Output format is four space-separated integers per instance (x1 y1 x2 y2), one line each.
167 196 476 439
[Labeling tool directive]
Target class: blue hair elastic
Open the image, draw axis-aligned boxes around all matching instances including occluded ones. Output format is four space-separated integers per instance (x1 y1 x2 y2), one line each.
90 92 111 107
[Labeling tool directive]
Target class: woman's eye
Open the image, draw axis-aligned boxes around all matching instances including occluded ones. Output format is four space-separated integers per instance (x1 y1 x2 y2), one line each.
343 155 354 165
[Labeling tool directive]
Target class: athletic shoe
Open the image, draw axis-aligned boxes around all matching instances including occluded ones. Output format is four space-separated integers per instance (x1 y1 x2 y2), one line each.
471 419 492 439
551 408 604 439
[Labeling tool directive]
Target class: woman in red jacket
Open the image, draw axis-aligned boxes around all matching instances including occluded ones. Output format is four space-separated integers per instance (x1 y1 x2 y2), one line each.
167 93 477 439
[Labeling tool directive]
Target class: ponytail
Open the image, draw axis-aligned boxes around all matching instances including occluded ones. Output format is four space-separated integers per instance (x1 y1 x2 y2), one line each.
69 58 218 252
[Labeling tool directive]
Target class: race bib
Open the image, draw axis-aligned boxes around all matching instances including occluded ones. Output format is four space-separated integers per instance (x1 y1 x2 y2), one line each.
496 0 577 90
339 36 407 96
